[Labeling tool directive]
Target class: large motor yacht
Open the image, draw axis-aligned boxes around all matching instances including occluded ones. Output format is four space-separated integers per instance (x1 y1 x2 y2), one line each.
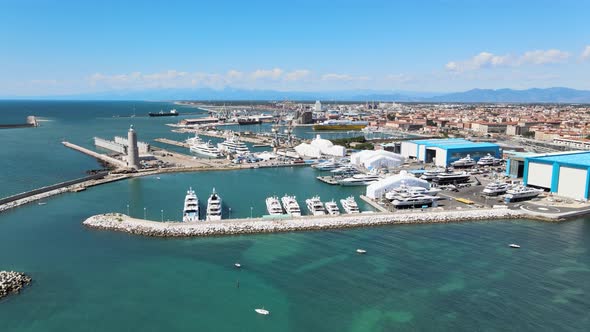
337 173 381 186
265 196 284 215
432 172 471 184
451 155 476 168
281 195 302 217
477 153 502 166
218 133 250 155
504 185 543 202
324 200 340 215
305 196 326 216
206 188 222 221
340 196 360 214
182 187 199 222
190 140 223 158
482 181 510 196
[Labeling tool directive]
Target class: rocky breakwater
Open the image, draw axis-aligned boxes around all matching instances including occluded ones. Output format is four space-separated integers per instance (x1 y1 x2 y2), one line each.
83 208 526 238
0 271 32 299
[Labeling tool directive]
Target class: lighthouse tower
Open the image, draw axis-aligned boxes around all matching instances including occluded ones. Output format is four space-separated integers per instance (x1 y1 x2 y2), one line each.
127 125 140 169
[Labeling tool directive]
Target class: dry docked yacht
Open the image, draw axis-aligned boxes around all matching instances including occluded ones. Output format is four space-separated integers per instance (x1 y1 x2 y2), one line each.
217 133 250 155
337 173 381 186
281 195 301 216
385 185 441 200
305 196 326 216
340 196 360 214
389 193 439 208
477 153 502 166
419 168 446 180
482 181 511 196
206 188 222 221
504 185 543 202
324 200 340 215
432 172 471 184
265 196 284 215
182 187 199 222
451 155 476 168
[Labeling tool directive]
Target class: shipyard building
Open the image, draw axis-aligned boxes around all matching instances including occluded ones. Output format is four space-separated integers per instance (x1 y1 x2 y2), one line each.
524 151 590 200
400 138 500 167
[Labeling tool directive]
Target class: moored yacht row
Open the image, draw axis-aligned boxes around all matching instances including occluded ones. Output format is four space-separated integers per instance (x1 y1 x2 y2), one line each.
183 187 223 222
264 194 362 216
186 132 250 158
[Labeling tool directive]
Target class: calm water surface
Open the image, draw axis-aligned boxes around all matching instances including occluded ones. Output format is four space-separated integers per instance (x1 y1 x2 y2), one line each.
0 101 588 331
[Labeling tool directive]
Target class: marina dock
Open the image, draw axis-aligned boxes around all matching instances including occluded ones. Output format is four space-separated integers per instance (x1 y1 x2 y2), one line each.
62 141 128 168
359 195 389 212
173 128 273 145
154 138 190 148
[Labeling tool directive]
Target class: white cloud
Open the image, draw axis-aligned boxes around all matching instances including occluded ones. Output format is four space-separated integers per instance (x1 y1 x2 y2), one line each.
446 49 569 72
581 46 590 61
321 73 353 81
250 68 283 80
520 49 569 65
284 69 311 81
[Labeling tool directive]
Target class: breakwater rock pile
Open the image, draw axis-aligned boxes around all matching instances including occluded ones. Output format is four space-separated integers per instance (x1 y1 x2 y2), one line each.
84 208 527 238
0 271 32 299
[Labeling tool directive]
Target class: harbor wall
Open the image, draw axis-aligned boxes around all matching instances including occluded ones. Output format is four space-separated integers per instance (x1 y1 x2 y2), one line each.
0 172 108 206
114 136 150 153
94 137 126 154
0 116 38 129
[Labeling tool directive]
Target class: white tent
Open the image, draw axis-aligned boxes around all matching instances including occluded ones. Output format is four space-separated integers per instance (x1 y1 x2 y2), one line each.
351 150 404 168
294 143 322 158
310 135 346 157
366 171 430 199
295 135 346 158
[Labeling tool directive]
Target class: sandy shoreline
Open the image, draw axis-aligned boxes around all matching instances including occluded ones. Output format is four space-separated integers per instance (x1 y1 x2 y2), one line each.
83 208 533 238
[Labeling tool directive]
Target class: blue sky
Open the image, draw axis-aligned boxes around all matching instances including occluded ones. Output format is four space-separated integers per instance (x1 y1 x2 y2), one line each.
1 0 590 96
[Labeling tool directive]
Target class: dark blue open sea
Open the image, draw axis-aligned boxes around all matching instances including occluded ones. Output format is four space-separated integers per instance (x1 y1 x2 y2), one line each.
0 101 588 331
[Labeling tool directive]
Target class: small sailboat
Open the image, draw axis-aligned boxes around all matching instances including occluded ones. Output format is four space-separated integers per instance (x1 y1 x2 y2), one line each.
509 244 521 249
255 308 270 315
37 202 47 206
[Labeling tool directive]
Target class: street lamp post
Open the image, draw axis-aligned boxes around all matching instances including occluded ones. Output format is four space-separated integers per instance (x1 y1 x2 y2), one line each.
250 206 253 219
229 207 232 219
161 209 164 222
144 207 147 220
126 204 130 216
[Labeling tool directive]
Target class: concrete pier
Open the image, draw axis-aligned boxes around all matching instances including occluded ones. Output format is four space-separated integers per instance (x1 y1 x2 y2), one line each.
62 141 127 168
83 208 528 238
154 138 190 148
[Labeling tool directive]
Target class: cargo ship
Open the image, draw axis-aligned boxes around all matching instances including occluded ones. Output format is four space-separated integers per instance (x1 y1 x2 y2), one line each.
149 109 179 117
313 120 368 131
237 117 262 125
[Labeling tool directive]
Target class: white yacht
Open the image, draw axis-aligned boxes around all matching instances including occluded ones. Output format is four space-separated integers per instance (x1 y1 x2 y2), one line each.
337 173 381 186
312 159 343 171
432 172 471 184
385 185 441 200
482 181 510 196
325 200 340 215
504 185 543 202
190 140 223 158
330 165 359 175
420 169 446 180
477 153 502 166
265 196 284 215
305 196 326 216
340 196 360 214
451 155 476 168
390 193 438 208
281 195 301 216
182 187 199 222
206 188 222 221
185 133 203 145
218 134 250 155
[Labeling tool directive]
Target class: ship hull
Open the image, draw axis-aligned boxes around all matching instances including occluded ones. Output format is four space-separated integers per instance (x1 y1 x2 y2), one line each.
149 113 179 117
313 124 367 131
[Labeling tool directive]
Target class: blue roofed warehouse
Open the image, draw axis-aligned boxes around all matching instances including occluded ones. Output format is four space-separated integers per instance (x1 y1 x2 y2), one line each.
400 138 501 167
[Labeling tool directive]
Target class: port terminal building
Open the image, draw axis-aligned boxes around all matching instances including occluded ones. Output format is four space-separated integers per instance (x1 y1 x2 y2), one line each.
400 138 500 167
523 151 590 200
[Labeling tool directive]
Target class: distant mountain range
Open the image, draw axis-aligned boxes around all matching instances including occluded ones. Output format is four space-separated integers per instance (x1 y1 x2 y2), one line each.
5 87 590 103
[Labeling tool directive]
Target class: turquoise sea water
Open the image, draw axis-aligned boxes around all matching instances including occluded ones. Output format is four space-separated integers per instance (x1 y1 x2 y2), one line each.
0 101 589 331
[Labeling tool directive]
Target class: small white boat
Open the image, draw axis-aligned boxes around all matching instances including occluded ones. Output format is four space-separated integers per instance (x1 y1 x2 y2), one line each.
509 244 521 248
356 249 367 254
255 308 270 315
37 202 47 206
234 263 241 268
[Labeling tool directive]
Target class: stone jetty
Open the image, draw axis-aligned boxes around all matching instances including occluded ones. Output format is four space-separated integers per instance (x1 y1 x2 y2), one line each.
83 208 528 238
0 271 32 299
